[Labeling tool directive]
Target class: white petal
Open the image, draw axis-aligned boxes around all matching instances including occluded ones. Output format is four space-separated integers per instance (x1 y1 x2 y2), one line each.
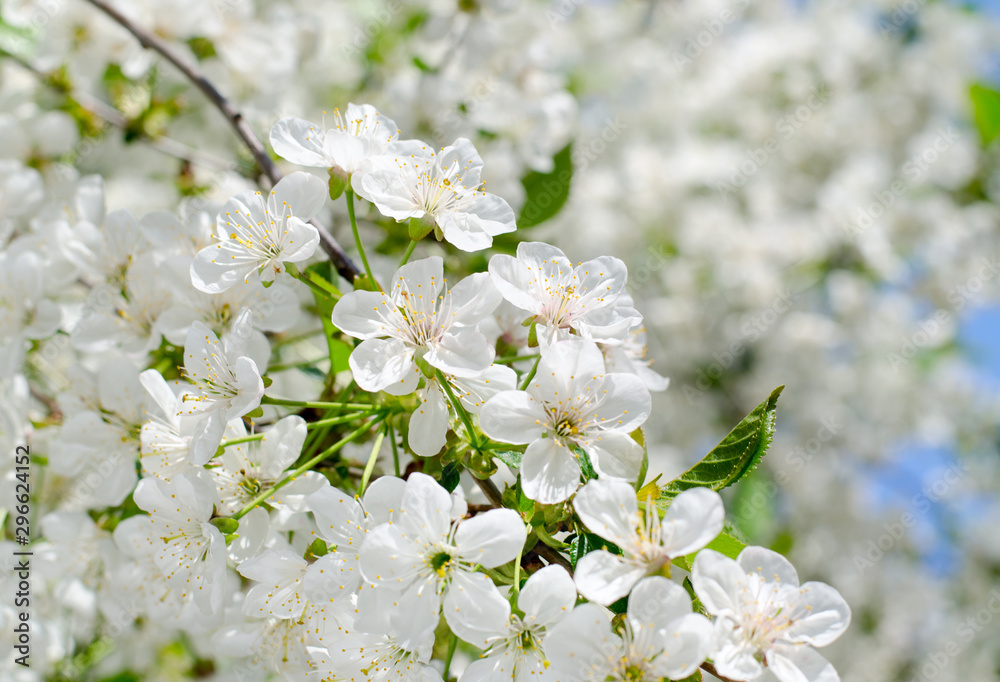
738 546 800 587
392 574 443 651
425 328 495 377
768 645 840 682
573 478 639 547
691 549 746 617
267 171 328 222
331 289 401 339
660 487 725 557
574 550 646 606
544 603 617 681
783 582 852 647
627 576 693 627
443 569 511 648
518 565 577 627
257 415 307 477
348 337 415 392
520 437 581 504
306 484 367 547
400 472 454 543
647 612 714 680
409 382 450 457
269 116 329 167
479 391 546 444
454 508 526 568
584 430 644 482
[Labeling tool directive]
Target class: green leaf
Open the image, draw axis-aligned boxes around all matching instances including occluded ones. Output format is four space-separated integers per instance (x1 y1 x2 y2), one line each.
971 84 1000 145
492 449 524 468
565 532 622 569
517 144 573 228
574 446 599 483
440 462 461 492
633 428 648 490
675 670 703 682
658 385 783 506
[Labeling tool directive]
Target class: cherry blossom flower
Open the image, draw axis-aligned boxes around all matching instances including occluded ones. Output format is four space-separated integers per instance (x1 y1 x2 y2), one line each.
307 631 443 682
358 473 526 649
463 565 577 681
488 242 641 346
331 256 501 394
191 172 327 293
270 103 399 178
207 416 324 515
410 364 517 457
176 309 264 464
691 547 851 682
125 474 228 616
355 137 516 251
480 339 651 503
573 479 724 605
545 576 713 681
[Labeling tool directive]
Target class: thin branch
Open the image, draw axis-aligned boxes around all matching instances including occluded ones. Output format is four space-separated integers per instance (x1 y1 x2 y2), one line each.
701 662 740 682
82 0 362 283
1 46 234 172
473 477 574 573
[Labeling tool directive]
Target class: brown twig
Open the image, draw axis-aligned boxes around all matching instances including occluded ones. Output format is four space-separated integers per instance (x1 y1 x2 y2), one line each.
82 0 362 283
472 477 574 573
700 662 740 682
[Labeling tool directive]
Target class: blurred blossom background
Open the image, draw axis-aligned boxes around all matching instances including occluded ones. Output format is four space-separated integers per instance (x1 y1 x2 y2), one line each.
2 0 1000 680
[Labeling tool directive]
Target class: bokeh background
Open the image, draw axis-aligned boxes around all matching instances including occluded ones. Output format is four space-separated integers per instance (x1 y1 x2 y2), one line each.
2 0 1000 680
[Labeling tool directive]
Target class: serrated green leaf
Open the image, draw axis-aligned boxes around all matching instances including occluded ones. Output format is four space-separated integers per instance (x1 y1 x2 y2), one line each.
518 144 573 228
971 84 1000 145
658 386 783 506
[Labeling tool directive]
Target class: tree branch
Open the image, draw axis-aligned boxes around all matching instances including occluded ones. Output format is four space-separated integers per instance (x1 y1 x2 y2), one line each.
82 0 362 283
1 47 234 172
472 476 574 573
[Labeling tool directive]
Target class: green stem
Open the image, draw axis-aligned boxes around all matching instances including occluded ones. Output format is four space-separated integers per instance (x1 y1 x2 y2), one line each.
518 355 541 391
387 421 401 477
261 396 377 411
399 239 418 267
494 353 540 364
435 369 479 448
535 523 570 549
266 358 328 373
284 262 339 301
359 428 386 495
346 189 380 290
232 417 383 520
442 633 458 681
512 543 524 598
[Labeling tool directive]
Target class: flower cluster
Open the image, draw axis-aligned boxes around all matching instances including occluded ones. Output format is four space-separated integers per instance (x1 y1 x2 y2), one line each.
0 72 854 680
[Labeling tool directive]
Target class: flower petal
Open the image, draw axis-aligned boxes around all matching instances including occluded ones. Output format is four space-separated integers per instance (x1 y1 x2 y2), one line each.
454 508 526 568
574 550 646 606
520 437 581 504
